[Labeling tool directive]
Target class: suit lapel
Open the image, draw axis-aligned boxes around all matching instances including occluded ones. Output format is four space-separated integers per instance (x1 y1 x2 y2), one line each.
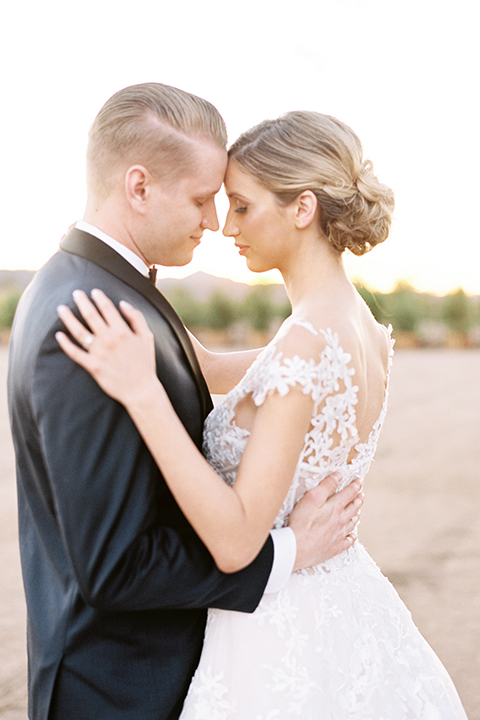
60 228 213 419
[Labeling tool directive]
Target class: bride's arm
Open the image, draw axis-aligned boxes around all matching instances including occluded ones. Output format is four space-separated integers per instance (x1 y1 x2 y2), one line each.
56 290 312 573
186 329 262 395
126 374 311 573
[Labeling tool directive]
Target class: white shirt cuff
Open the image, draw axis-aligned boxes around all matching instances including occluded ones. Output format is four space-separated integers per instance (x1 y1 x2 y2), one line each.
264 527 297 594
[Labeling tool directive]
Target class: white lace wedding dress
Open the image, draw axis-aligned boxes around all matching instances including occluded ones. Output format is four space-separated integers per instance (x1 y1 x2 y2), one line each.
180 318 467 719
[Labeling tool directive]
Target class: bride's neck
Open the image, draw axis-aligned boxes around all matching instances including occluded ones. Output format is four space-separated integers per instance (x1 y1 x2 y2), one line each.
281 236 351 314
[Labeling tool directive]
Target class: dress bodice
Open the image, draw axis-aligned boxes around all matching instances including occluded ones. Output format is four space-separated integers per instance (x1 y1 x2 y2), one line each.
203 318 394 530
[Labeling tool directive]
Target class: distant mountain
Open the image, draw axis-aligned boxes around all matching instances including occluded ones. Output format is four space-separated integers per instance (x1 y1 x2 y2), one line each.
157 272 247 301
157 271 287 303
0 268 288 303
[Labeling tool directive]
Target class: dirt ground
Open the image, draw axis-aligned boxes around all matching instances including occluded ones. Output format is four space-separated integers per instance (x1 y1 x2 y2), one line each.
1 345 479 719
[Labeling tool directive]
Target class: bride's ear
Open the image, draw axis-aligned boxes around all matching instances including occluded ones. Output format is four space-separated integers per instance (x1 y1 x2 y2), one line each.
293 190 318 229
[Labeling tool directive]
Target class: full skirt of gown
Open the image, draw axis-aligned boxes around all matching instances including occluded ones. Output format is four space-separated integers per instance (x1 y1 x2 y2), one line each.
179 542 467 719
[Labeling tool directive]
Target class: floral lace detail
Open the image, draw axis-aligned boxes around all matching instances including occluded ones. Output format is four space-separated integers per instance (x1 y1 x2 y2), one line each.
203 319 393 534
181 319 467 720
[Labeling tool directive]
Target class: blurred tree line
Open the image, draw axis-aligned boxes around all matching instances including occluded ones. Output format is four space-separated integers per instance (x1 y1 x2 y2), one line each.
163 283 291 334
0 290 22 330
356 281 480 347
162 280 480 348
1 279 480 347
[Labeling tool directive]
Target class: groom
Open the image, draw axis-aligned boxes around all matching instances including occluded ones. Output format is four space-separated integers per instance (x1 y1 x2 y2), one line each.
8 83 362 720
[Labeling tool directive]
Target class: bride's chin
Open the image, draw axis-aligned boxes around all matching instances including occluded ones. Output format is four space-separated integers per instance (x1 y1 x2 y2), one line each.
245 258 272 274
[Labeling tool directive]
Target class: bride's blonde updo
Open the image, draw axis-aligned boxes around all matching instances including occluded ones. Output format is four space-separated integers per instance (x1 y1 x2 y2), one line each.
228 111 394 256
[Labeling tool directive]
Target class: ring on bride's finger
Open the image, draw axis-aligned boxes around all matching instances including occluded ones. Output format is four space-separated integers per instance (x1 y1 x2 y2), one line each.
82 334 95 351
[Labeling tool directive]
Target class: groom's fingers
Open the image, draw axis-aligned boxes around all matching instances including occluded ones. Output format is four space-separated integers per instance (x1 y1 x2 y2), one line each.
336 479 364 512
308 472 342 505
335 484 364 519
326 480 364 534
343 494 364 521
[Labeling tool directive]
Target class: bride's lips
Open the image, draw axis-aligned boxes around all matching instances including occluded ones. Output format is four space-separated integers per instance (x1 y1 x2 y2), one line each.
235 244 249 256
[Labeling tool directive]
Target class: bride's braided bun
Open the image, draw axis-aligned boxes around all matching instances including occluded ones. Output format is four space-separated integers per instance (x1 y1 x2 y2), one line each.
229 112 394 256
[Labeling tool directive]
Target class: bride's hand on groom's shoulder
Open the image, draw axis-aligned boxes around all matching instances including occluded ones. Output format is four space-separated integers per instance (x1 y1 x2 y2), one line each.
55 289 160 408
289 474 364 571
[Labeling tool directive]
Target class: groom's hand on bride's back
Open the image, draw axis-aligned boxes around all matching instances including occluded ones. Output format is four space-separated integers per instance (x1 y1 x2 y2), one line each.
288 474 364 572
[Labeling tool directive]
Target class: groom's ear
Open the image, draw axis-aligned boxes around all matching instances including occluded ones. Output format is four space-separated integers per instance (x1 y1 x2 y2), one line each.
125 165 152 214
293 190 318 229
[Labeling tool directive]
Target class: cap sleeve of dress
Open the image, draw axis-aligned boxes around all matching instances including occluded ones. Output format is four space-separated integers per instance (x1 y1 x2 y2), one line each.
248 322 357 416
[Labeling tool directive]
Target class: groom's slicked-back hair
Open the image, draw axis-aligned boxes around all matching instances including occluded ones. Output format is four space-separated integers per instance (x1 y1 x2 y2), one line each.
87 82 227 199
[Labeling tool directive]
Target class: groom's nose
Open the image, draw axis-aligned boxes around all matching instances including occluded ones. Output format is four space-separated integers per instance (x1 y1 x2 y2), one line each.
200 198 219 232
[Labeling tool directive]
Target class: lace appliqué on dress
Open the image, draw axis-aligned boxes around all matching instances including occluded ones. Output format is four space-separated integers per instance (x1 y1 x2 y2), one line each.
181 320 467 720
203 321 392 535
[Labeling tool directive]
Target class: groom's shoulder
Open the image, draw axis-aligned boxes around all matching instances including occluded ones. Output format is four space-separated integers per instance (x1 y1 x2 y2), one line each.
13 249 132 341
31 246 131 302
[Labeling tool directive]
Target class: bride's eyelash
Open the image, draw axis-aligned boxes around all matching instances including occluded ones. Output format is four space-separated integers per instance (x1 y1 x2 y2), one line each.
235 207 247 213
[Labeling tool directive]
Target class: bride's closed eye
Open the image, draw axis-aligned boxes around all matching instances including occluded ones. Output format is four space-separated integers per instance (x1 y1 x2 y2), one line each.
235 206 247 213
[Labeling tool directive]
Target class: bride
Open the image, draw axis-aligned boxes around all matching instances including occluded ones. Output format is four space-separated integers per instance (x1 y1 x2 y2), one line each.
57 111 467 718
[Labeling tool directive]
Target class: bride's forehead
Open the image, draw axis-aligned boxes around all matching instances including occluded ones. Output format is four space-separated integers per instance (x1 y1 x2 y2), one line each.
224 162 265 197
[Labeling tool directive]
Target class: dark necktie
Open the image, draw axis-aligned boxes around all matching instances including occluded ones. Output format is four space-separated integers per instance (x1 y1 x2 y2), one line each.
148 266 157 285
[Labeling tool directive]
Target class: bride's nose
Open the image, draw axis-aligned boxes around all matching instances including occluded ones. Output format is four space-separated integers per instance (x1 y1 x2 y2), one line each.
223 212 239 238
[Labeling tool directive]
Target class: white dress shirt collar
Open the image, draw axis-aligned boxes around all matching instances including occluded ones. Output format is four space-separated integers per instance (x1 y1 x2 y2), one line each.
75 220 151 278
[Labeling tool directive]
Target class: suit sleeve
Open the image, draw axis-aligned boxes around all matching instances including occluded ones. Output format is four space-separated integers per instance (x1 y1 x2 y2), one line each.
32 320 273 614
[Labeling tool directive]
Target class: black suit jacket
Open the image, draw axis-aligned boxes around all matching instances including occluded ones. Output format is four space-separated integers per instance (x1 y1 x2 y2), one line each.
8 229 274 720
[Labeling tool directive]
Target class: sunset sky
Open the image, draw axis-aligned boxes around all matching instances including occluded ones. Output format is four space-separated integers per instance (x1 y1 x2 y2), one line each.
1 0 479 295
